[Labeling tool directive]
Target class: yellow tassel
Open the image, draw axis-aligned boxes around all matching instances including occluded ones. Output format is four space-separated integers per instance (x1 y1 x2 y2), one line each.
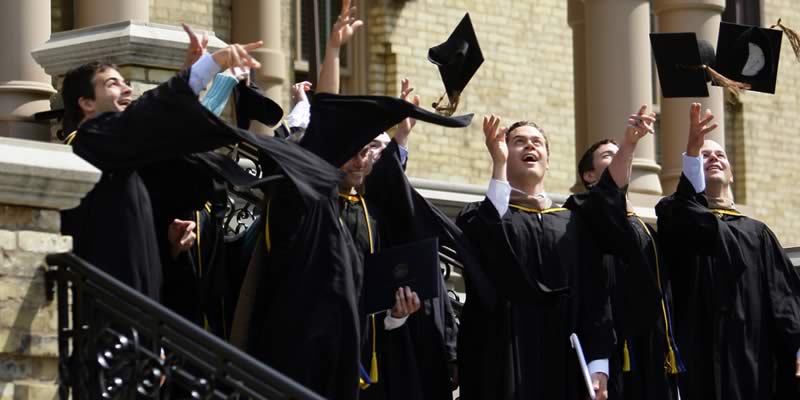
666 347 679 375
369 314 379 383
622 341 631 372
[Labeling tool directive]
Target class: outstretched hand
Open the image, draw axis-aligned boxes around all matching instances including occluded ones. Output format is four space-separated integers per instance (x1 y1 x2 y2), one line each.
182 24 209 69
291 81 313 106
624 104 656 145
212 41 263 71
328 0 364 49
483 114 508 166
395 78 421 147
686 102 718 157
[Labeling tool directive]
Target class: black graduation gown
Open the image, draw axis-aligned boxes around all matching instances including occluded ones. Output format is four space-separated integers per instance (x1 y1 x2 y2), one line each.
656 174 800 400
456 197 614 400
565 170 678 400
361 140 464 400
61 72 240 300
232 177 363 400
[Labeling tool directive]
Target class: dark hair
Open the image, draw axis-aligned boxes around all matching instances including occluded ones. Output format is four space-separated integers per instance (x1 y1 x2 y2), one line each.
61 61 118 133
578 138 617 188
506 120 549 157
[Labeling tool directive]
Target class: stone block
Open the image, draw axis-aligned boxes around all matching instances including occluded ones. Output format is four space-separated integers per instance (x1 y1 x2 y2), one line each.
0 330 58 358
16 232 71 254
0 233 15 252
0 251 46 278
0 207 59 233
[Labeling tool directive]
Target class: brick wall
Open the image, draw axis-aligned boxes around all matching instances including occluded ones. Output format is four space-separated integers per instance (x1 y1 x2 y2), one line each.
733 1 800 246
150 0 232 43
365 0 576 193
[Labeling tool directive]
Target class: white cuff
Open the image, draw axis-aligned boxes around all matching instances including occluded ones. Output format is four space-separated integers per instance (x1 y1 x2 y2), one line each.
383 312 408 331
682 153 705 193
487 179 511 217
189 53 222 96
398 144 409 165
286 100 310 129
587 359 609 377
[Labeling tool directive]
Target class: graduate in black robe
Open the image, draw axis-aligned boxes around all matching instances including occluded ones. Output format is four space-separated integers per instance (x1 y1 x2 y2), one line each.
656 103 800 400
456 116 613 400
564 106 681 400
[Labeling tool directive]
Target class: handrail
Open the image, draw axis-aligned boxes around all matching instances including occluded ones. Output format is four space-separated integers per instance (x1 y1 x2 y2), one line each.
45 252 325 400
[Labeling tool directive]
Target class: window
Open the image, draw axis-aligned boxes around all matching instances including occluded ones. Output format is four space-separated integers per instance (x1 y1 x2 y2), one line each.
722 0 762 26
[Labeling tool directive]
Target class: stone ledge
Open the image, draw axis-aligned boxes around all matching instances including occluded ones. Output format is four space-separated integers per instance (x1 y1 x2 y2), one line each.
0 137 100 210
0 208 59 234
32 20 228 76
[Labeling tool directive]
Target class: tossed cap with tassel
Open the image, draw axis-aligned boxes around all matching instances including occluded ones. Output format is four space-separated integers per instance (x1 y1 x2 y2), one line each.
650 32 751 99
771 18 800 63
715 21 784 94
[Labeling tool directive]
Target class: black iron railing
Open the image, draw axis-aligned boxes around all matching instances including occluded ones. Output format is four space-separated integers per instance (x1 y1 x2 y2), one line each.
45 252 325 400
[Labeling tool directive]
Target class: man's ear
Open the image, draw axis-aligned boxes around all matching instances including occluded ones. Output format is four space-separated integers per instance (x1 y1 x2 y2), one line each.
582 170 595 185
78 96 95 117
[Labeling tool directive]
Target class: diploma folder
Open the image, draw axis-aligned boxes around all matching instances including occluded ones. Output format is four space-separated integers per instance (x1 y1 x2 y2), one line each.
363 238 441 314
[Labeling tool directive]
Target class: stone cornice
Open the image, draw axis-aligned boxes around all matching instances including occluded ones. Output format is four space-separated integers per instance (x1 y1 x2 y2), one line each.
0 137 100 210
31 20 228 76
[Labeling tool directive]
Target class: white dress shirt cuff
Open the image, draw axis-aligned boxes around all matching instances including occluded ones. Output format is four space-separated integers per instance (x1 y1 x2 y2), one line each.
487 179 511 217
587 359 609 377
682 153 705 193
189 53 222 96
286 99 311 129
398 144 409 165
384 312 408 331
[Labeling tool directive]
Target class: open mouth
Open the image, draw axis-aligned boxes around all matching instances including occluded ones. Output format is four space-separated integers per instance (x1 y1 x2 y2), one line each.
706 165 722 172
118 98 132 107
522 153 538 163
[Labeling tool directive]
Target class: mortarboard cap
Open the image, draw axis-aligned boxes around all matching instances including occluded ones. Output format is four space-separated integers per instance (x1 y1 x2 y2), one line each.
650 32 717 98
428 13 484 115
363 238 441 314
300 92 473 168
715 21 783 94
233 80 284 130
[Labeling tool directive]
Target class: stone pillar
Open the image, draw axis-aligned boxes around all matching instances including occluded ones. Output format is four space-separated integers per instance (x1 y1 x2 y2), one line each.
74 0 149 28
0 0 56 142
568 0 588 192
584 0 662 195
232 0 286 134
654 0 726 193
0 137 100 399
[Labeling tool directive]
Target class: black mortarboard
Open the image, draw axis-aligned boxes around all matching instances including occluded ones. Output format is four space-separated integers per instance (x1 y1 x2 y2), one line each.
233 80 284 130
33 109 64 121
715 21 783 94
428 13 483 115
651 32 717 98
300 92 473 168
363 238 441 314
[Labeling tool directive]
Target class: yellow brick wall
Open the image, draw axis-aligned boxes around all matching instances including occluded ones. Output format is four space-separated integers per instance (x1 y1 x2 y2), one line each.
150 0 232 43
365 0 576 192
734 1 800 246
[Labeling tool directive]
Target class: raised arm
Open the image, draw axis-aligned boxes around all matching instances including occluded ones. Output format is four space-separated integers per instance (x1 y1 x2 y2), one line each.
316 0 363 94
607 105 656 189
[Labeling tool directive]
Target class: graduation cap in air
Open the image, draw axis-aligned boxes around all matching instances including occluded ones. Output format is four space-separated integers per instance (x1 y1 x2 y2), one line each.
300 92 473 168
715 22 783 94
650 32 750 98
428 13 484 116
233 80 284 130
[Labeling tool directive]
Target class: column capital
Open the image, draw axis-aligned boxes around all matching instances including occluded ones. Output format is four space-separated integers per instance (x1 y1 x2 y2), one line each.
0 137 100 210
652 0 725 15
32 21 228 77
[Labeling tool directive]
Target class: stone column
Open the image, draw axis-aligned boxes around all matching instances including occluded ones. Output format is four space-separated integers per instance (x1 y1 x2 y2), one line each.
0 0 56 142
232 0 286 134
653 0 726 193
584 0 662 195
0 137 100 399
74 0 149 28
568 0 588 192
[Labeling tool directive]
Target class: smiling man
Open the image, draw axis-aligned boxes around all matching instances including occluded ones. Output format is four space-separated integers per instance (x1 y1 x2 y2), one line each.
60 41 262 300
656 103 800 400
456 115 613 400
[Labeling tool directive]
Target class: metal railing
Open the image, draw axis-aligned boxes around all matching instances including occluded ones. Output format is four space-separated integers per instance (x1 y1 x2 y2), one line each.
45 252 325 400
